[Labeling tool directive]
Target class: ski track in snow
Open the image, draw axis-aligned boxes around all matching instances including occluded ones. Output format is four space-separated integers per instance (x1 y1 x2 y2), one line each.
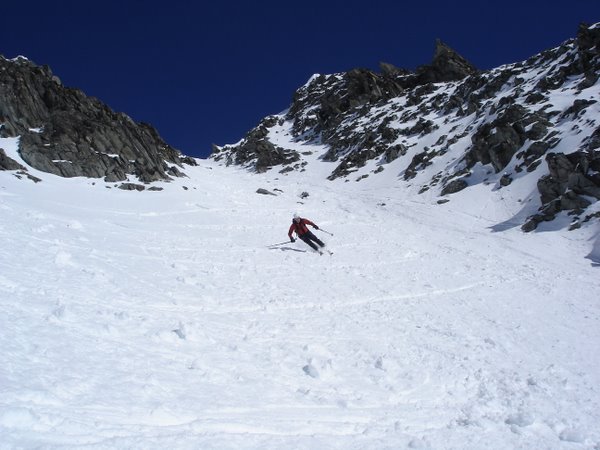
1 152 599 448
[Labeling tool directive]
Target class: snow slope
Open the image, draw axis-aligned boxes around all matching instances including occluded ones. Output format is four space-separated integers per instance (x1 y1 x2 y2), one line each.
1 137 599 449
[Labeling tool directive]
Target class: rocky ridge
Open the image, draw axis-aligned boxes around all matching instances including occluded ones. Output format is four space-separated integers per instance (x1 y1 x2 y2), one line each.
0 55 196 187
212 23 600 231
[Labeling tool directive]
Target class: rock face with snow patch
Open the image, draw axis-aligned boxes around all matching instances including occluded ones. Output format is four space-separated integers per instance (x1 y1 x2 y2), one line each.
0 148 24 171
212 23 600 231
0 56 196 183
215 116 300 173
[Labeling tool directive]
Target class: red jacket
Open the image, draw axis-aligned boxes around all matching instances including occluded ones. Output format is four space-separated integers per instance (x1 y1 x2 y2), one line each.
288 218 317 238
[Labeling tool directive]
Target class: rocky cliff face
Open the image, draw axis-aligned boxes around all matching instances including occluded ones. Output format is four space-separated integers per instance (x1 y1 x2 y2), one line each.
0 56 196 185
212 23 600 231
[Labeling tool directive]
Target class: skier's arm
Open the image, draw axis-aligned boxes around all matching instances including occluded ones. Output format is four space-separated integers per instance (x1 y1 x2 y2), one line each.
305 219 319 229
288 224 296 240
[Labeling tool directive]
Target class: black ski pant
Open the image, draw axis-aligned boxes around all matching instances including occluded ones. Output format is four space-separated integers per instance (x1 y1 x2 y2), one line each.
299 231 325 251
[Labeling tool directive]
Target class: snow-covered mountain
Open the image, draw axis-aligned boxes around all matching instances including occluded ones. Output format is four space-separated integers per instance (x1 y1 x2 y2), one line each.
1 22 600 449
213 23 600 233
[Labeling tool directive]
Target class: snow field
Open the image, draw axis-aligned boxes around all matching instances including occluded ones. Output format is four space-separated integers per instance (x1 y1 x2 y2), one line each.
0 152 599 448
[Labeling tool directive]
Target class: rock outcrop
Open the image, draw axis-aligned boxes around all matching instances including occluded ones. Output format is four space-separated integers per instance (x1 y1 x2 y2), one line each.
212 23 600 231
0 148 24 171
0 56 196 182
212 116 299 173
415 39 478 84
213 40 476 176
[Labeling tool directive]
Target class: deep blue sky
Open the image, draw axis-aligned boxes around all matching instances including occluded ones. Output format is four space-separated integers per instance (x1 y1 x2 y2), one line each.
1 1 599 158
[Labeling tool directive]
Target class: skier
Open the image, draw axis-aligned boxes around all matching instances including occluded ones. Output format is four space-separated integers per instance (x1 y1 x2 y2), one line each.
288 214 326 253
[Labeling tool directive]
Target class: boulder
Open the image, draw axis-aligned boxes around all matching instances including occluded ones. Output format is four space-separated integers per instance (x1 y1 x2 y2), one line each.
441 178 468 195
256 188 276 196
118 183 145 191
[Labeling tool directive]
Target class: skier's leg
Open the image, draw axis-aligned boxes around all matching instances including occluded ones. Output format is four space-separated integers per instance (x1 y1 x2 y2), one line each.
300 235 319 251
306 231 325 248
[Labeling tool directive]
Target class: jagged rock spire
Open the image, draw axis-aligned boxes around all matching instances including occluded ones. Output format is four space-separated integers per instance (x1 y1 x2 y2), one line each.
416 39 478 83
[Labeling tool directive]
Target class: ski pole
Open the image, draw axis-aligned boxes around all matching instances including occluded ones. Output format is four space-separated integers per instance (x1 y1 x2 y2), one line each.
318 228 334 236
267 240 291 247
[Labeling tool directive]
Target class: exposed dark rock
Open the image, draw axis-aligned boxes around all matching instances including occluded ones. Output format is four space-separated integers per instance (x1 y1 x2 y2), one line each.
328 147 381 180
166 165 186 178
522 141 551 167
521 218 539 232
468 123 522 172
379 62 409 77
525 92 547 104
0 148 25 171
526 122 549 141
584 126 600 151
405 150 435 180
0 56 190 182
537 152 582 203
500 174 513 186
384 144 407 163
441 178 468 195
256 188 276 196
537 174 563 204
118 183 145 191
180 156 198 166
548 152 576 183
577 72 598 90
309 69 403 136
416 40 478 84
466 105 531 172
577 22 600 71
524 150 600 230
569 171 600 199
569 211 600 230
377 119 400 142
516 141 550 172
20 171 42 183
400 118 438 137
561 99 597 119
213 116 300 173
